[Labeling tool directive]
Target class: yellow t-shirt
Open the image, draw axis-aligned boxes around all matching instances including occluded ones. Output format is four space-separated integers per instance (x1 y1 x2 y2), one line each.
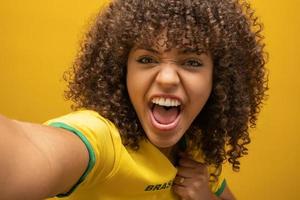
45 110 226 200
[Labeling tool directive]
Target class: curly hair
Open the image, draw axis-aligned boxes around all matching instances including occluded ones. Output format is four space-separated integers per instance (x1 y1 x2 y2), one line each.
64 0 268 172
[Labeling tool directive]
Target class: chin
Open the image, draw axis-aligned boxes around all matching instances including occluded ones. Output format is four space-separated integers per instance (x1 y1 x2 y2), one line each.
148 135 181 149
153 142 174 148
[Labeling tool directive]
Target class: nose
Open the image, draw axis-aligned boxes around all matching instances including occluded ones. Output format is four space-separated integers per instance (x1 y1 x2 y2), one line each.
155 63 180 91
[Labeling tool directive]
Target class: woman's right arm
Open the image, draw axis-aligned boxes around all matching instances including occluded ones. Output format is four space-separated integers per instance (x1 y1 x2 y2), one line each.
0 114 89 200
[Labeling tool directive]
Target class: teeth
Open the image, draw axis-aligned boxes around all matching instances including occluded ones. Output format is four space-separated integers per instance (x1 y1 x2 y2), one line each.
171 99 176 106
151 97 181 107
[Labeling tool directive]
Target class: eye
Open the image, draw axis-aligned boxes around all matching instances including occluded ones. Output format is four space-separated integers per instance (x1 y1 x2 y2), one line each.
136 56 158 64
183 59 203 68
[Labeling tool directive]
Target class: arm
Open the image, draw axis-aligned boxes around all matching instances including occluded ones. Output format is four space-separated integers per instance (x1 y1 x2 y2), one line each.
0 114 89 200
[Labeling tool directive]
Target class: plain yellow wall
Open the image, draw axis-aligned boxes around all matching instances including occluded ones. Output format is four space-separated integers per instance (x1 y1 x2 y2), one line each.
0 0 299 199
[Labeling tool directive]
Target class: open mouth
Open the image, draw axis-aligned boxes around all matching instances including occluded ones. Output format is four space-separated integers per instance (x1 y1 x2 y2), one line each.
149 97 182 130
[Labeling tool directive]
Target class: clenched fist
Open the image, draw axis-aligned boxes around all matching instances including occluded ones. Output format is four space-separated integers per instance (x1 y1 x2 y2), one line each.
172 153 216 200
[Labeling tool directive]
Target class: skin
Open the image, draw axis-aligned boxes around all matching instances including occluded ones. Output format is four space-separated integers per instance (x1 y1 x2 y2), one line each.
173 154 236 200
126 45 213 149
126 40 235 200
0 115 89 199
0 42 235 199
0 35 235 199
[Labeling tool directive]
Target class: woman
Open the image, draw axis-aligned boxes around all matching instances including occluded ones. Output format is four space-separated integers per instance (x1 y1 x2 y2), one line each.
0 0 267 199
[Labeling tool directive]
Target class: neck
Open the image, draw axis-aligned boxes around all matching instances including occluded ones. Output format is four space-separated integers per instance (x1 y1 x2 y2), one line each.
158 145 180 165
158 147 172 158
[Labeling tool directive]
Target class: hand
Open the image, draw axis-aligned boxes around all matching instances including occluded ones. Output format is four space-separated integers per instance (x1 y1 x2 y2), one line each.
172 153 215 200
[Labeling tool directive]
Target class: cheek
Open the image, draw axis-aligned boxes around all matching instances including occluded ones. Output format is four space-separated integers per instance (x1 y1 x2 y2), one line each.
189 75 213 99
185 79 213 117
126 64 147 109
126 62 138 97
127 62 155 99
203 79 213 98
201 71 213 96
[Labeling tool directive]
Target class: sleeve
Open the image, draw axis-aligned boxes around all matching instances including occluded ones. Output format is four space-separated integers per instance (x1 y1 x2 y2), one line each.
44 110 120 197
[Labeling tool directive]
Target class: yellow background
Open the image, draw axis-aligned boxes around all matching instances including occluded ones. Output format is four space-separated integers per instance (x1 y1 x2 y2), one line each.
0 0 299 199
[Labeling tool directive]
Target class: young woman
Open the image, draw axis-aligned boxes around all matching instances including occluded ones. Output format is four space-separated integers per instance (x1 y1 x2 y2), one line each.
0 0 267 199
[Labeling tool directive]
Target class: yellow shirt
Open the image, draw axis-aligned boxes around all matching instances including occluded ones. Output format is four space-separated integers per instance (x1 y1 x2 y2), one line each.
45 110 226 200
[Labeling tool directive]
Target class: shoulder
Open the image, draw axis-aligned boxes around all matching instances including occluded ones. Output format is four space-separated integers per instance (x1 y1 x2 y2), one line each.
45 110 121 142
44 110 122 160
44 110 122 195
45 110 110 129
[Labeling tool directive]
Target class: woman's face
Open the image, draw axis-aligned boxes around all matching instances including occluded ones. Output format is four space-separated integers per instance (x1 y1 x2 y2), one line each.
126 41 213 151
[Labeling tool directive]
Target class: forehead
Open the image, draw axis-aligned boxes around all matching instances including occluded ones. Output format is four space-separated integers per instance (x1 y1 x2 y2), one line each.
131 46 206 56
133 31 208 54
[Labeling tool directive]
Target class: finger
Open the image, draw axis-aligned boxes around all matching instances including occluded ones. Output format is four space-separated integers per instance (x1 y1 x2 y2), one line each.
177 166 203 178
172 185 188 200
179 157 206 168
173 184 198 200
174 175 199 187
173 175 187 186
174 174 209 188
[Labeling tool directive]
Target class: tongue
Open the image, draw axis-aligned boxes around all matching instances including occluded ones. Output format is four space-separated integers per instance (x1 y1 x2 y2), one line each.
152 105 179 124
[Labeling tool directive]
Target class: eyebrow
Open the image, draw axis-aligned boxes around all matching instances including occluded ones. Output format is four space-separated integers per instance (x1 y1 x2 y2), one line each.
133 46 206 55
179 48 206 55
133 46 161 54
180 48 197 54
143 47 161 54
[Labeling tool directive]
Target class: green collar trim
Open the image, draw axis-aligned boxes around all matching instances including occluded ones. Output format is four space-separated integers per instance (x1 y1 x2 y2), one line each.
214 179 227 197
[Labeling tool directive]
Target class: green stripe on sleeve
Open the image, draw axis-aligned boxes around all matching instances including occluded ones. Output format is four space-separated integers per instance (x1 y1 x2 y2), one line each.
214 179 227 197
48 122 96 197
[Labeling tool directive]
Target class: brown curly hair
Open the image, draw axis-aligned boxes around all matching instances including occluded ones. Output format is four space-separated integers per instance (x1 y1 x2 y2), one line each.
64 0 268 172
